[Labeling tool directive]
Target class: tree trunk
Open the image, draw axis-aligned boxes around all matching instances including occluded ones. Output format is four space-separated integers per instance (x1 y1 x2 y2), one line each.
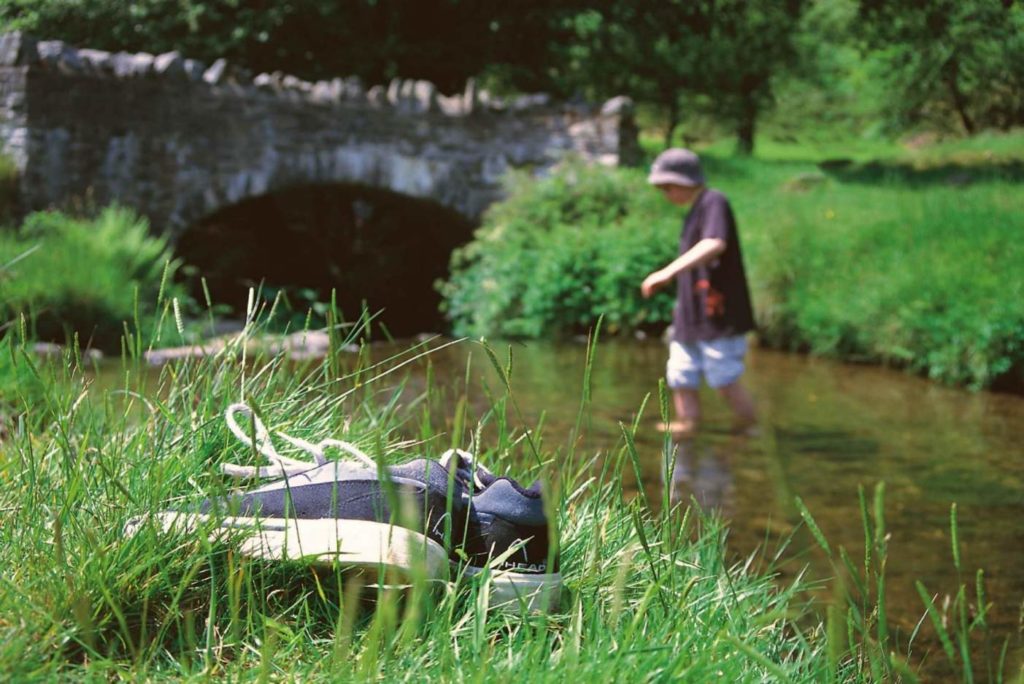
943 56 975 135
663 95 679 149
736 92 757 155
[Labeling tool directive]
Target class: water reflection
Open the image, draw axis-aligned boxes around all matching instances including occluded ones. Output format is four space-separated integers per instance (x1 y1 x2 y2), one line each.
667 437 735 515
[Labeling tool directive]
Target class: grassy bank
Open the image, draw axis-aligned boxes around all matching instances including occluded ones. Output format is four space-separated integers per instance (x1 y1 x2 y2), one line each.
712 135 1024 390
442 132 1024 389
0 206 193 352
0 310 951 682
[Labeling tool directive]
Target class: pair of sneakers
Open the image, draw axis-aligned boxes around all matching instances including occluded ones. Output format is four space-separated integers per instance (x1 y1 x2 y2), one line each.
126 404 561 610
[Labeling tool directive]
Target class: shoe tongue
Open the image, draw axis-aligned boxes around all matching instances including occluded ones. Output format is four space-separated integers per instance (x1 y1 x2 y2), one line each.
452 463 481 489
441 451 481 487
440 451 502 491
472 467 498 489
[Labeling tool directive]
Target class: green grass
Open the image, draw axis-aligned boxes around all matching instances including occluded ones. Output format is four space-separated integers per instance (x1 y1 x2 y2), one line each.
0 304 934 682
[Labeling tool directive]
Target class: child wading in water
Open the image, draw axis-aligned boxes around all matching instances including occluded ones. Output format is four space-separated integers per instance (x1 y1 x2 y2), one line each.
640 148 758 436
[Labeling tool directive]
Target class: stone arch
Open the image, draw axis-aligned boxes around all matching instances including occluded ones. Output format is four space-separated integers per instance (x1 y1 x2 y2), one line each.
167 142 492 241
175 180 477 335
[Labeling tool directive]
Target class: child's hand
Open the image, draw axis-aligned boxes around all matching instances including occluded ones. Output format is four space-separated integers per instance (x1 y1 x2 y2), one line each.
641 270 672 298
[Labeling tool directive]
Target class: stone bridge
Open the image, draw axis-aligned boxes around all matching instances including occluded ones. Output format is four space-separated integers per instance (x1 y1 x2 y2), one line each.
0 32 639 237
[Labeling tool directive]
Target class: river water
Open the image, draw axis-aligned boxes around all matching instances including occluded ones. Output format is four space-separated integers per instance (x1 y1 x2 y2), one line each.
371 337 1023 676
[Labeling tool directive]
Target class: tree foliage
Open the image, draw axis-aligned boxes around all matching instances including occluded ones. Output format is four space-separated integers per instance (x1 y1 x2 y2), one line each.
855 0 1024 133
440 164 679 339
560 0 807 153
0 0 575 93
0 0 1021 149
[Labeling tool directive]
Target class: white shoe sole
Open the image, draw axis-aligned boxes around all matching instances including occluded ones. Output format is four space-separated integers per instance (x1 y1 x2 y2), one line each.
459 563 563 612
127 512 449 581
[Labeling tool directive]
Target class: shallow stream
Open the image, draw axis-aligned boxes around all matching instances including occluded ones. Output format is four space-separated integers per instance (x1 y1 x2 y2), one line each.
97 336 1023 675
376 338 1024 676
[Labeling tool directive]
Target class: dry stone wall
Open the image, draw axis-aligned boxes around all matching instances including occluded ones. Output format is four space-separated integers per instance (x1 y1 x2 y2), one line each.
0 32 639 237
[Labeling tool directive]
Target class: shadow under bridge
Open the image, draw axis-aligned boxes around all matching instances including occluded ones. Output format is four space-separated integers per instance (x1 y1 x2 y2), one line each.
176 182 476 337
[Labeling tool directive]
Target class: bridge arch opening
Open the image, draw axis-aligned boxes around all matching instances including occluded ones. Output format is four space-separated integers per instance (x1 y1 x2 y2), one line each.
175 183 476 337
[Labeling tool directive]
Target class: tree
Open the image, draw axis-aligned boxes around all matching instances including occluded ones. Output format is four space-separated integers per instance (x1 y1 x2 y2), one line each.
0 0 576 95
697 0 808 154
855 0 1024 134
558 4 705 147
559 0 807 154
0 0 812 151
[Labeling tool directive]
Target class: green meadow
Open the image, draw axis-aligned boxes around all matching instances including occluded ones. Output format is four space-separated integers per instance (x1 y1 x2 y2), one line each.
2 133 1020 681
713 134 1024 390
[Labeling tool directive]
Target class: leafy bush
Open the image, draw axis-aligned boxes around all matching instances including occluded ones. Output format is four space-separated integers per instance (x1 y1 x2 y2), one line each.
441 164 680 338
0 206 192 350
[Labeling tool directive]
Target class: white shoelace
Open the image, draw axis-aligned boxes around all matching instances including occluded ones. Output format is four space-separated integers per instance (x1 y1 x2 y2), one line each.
222 403 376 479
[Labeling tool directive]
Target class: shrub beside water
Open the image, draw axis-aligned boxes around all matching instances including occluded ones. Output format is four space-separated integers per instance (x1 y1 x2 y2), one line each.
441 165 680 339
441 153 1024 389
0 206 191 351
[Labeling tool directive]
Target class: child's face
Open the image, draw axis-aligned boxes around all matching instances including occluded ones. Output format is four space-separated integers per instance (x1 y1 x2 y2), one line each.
657 184 701 206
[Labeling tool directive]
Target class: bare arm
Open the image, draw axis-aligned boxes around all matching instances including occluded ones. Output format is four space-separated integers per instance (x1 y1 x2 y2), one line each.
641 238 727 298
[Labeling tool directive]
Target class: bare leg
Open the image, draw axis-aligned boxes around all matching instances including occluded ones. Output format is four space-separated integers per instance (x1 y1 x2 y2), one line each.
716 381 757 434
657 388 700 434
672 388 701 434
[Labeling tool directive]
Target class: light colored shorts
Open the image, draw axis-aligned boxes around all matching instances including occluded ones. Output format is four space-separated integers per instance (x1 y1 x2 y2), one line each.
666 335 748 390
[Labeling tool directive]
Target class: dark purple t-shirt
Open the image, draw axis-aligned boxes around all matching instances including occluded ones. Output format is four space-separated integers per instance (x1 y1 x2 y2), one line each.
673 188 755 343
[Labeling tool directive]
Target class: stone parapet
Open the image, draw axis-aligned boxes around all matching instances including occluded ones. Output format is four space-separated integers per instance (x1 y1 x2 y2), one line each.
0 31 639 235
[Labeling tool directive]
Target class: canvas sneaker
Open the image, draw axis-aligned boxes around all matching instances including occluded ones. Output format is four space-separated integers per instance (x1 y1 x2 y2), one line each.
439 449 562 610
125 404 469 582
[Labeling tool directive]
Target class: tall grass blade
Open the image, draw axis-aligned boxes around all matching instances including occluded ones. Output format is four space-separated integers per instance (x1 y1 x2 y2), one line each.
916 580 958 663
794 496 832 558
